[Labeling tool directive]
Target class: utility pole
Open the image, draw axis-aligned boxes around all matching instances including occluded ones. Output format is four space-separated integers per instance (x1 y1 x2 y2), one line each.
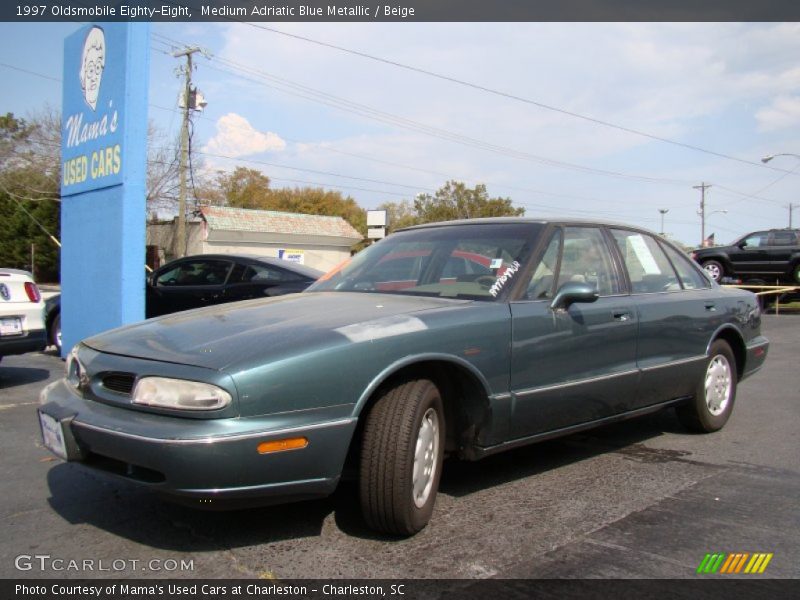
173 46 202 258
694 182 712 246
789 203 799 228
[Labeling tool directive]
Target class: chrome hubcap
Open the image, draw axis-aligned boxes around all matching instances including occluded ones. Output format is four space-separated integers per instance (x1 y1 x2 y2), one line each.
412 408 439 508
705 355 732 416
704 263 721 281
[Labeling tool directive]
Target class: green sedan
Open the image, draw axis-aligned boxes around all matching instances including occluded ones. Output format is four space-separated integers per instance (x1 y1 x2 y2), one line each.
38 219 768 535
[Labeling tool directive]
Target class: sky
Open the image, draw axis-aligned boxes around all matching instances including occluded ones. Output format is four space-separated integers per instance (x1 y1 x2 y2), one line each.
2 20 800 247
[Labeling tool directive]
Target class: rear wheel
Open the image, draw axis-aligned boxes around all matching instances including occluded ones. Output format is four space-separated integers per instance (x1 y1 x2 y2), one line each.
677 340 737 432
701 260 725 283
359 378 445 535
51 313 62 354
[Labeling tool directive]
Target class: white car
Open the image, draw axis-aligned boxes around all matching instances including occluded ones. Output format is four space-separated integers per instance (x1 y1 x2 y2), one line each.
0 269 47 361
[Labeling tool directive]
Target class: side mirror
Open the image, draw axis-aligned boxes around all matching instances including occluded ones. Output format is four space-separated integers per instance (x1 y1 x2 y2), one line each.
737 241 747 249
549 281 599 311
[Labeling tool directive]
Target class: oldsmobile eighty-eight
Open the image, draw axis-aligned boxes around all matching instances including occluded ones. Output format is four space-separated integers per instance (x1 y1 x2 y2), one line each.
39 219 768 534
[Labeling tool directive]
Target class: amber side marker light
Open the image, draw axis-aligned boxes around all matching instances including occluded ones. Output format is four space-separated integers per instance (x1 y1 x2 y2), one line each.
257 437 309 454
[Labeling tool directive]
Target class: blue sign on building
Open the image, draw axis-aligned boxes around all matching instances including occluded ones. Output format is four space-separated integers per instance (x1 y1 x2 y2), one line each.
60 23 149 356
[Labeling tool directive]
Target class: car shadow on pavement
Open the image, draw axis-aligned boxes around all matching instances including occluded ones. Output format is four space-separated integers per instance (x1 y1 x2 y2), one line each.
44 408 689 548
438 407 688 499
0 364 51 389
46 464 338 551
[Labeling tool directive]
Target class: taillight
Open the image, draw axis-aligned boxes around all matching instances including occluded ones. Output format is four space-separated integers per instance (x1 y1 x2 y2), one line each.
24 282 41 303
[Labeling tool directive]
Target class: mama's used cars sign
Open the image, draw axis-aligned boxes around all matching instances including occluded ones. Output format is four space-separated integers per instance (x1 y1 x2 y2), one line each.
59 22 148 357
61 24 126 194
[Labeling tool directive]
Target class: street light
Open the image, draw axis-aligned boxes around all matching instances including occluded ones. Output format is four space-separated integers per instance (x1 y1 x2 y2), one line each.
761 153 800 164
761 154 800 227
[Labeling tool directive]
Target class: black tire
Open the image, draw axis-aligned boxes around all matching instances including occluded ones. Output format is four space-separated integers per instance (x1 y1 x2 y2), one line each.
676 340 737 433
701 259 725 283
793 263 800 284
51 313 62 354
359 378 445 535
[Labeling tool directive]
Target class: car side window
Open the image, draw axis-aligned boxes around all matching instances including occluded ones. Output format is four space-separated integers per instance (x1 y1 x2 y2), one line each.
660 242 711 290
742 232 768 248
524 231 561 300
611 230 681 293
155 260 232 287
232 263 303 283
770 231 798 246
556 227 621 296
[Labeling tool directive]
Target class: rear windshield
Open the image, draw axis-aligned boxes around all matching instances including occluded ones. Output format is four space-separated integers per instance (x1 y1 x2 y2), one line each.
308 223 541 301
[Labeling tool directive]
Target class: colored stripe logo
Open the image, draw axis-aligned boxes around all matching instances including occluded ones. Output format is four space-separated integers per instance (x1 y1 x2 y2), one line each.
697 553 773 574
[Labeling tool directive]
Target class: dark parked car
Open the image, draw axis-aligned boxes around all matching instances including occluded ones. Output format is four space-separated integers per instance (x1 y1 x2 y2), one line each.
44 254 323 353
691 228 800 284
38 219 768 535
146 254 322 318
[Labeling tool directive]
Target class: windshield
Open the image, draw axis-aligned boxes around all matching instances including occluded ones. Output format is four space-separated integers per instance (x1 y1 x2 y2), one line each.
308 222 541 301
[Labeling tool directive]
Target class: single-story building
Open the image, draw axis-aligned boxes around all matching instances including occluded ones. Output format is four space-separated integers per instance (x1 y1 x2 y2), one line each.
147 206 364 272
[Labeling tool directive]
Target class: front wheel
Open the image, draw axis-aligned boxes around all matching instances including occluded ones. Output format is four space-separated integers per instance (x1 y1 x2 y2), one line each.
701 260 725 283
676 340 737 432
359 378 445 535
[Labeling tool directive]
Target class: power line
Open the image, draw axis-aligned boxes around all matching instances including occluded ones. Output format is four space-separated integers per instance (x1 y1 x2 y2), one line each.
0 62 61 82
153 10 799 176
4 52 793 225
154 34 693 186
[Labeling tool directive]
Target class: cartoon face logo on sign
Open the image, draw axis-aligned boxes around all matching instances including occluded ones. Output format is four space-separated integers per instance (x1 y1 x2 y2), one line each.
79 26 105 111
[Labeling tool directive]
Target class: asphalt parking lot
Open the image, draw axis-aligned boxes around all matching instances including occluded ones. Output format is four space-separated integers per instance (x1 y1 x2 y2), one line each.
0 315 798 581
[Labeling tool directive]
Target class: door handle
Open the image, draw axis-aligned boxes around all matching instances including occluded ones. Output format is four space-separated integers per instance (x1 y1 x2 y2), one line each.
612 311 631 322
705 303 717 312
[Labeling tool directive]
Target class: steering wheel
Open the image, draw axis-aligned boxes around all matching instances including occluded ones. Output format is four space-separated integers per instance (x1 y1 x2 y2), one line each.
475 275 498 289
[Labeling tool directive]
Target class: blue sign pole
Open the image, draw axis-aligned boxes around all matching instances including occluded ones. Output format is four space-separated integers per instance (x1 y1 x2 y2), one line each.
60 23 150 357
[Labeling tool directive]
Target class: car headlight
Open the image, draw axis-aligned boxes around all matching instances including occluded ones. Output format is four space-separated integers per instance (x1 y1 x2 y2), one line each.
132 377 232 411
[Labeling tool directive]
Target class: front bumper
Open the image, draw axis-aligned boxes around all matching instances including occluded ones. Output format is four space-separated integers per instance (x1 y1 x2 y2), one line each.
38 379 358 506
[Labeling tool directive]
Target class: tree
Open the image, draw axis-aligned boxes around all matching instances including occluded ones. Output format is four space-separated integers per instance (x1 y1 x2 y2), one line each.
146 123 183 217
0 111 61 281
379 181 525 232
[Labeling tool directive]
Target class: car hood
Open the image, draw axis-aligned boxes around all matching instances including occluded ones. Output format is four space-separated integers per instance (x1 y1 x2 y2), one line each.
83 292 469 370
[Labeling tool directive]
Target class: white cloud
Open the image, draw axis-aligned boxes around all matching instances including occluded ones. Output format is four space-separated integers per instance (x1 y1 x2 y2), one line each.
756 96 800 132
203 113 286 157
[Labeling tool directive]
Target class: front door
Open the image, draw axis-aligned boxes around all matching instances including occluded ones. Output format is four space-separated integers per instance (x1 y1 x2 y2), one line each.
146 258 233 318
728 231 770 276
509 226 639 438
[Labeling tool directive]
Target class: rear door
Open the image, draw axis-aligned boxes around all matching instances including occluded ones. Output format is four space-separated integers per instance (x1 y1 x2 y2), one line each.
610 229 716 407
509 226 639 438
767 230 799 277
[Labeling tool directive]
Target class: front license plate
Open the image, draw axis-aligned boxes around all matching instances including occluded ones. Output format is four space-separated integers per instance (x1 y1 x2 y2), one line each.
39 411 68 460
0 317 22 336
